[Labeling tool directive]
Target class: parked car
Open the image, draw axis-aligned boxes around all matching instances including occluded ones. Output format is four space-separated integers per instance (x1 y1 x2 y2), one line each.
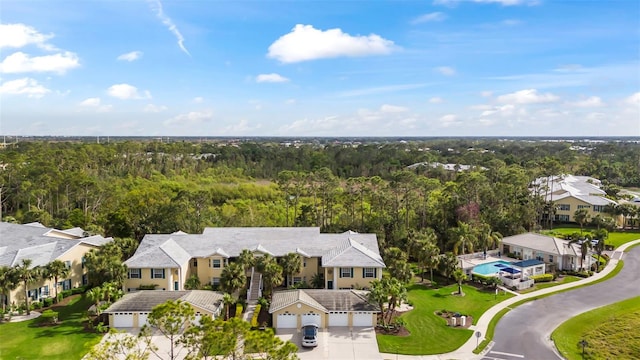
301 324 319 347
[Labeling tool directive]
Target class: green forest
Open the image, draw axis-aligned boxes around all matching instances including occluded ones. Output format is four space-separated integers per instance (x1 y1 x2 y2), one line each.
0 138 638 254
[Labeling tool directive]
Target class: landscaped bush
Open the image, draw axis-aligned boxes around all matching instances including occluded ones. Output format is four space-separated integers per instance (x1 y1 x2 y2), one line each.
251 304 261 327
61 289 72 298
71 286 87 295
257 297 269 307
39 309 58 324
235 304 244 318
530 274 554 283
31 301 42 310
43 297 54 307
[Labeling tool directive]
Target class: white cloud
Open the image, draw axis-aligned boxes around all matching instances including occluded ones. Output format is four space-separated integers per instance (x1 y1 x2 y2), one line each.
435 66 456 76
0 77 50 98
79 97 101 107
0 51 80 74
429 96 444 104
107 83 151 100
144 104 168 113
480 104 517 117
569 96 604 107
78 97 112 112
164 110 213 126
147 0 190 56
0 23 56 50
255 73 290 83
497 89 559 104
267 24 396 63
219 119 263 135
117 51 143 62
439 114 461 127
380 104 409 113
192 96 204 103
625 92 640 106
480 90 493 97
411 12 447 24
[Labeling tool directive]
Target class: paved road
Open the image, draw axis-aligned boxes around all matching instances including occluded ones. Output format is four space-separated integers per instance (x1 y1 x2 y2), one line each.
483 247 640 360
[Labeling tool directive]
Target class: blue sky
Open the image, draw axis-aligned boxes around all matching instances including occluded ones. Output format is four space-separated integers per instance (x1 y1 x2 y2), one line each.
1 0 638 136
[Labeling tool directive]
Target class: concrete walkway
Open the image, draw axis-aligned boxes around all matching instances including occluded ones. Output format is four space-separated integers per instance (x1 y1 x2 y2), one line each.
380 239 640 360
6 310 41 322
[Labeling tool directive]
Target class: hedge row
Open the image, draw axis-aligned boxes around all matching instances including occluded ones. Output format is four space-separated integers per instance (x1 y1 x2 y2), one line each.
251 304 261 327
529 274 554 283
235 304 244 318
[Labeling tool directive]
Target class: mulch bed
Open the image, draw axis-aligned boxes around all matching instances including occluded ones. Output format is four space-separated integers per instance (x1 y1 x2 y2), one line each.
375 310 411 337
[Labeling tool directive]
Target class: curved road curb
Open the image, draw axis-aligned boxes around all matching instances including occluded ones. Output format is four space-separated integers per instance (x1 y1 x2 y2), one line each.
380 238 640 360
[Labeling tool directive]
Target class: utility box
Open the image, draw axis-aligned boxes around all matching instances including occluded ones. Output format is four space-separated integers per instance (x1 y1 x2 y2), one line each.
460 316 466 327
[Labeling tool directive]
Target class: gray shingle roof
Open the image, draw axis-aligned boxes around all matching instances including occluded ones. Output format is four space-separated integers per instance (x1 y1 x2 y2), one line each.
269 289 379 313
502 233 582 257
103 290 224 313
126 227 384 269
0 222 113 268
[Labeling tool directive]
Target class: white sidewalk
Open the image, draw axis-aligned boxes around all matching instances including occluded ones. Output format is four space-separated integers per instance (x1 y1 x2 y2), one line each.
380 239 640 360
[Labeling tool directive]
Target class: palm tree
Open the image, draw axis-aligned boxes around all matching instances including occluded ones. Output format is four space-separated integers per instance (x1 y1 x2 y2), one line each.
573 208 590 233
261 260 283 299
423 241 440 284
477 224 502 258
439 252 459 284
592 229 608 272
15 259 40 315
0 266 18 314
220 262 246 297
222 292 234 320
237 249 255 273
452 268 467 295
87 286 105 315
569 236 593 271
184 275 201 290
279 253 302 288
451 222 477 256
45 260 69 304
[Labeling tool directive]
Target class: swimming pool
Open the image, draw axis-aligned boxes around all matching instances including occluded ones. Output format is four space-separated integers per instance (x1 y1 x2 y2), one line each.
473 260 513 276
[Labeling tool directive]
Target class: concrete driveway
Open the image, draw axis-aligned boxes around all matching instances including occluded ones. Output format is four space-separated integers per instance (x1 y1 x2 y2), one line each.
277 327 382 360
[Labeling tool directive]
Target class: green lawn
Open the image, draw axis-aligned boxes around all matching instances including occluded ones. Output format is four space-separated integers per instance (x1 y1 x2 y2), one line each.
377 283 513 355
543 227 640 249
0 295 103 360
552 296 640 360
519 275 580 294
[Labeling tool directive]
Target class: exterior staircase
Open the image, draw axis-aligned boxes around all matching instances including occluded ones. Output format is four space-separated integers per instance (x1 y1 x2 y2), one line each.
248 267 262 302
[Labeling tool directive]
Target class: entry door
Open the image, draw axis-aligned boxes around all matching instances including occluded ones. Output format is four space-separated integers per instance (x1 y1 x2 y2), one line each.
174 281 179 290
327 280 333 289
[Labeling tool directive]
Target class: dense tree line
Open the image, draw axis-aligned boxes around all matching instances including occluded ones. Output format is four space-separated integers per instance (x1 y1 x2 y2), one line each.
0 140 638 256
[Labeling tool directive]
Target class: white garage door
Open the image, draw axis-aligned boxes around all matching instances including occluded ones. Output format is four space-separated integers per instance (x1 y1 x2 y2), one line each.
112 312 134 328
301 313 321 327
328 312 349 327
352 312 373 327
277 313 298 328
138 312 149 328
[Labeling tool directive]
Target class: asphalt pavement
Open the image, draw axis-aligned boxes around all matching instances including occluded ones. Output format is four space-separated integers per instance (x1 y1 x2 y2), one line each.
484 245 640 360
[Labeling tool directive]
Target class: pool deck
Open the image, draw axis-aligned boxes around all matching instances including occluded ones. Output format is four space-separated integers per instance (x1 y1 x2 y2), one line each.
461 255 520 270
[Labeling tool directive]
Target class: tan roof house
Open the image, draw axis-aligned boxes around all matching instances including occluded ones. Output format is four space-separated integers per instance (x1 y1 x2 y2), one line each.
501 233 595 272
0 222 113 308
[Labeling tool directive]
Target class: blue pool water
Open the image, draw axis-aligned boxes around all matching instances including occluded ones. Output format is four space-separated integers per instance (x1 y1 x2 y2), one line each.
473 260 513 275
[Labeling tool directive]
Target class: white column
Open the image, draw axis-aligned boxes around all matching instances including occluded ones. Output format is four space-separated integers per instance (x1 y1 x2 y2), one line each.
333 267 338 289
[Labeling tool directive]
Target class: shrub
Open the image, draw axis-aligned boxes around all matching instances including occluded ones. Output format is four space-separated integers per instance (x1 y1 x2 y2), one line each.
235 304 244 318
31 301 42 310
43 297 54 308
138 284 159 290
251 304 261 327
530 274 553 283
40 309 59 324
71 286 87 295
257 297 269 307
61 289 72 298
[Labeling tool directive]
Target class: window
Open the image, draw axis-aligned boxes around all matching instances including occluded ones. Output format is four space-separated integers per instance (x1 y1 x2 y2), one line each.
151 268 165 279
129 268 141 279
192 259 198 267
577 205 590 209
82 274 88 286
363 268 376 278
303 259 307 268
211 277 220 286
212 259 221 268
549 255 554 263
340 267 353 278
64 260 72 269
81 257 86 269
41 285 49 296
593 205 605 212
557 204 570 211
556 214 570 222
59 279 71 291
535 253 544 261
293 277 302 285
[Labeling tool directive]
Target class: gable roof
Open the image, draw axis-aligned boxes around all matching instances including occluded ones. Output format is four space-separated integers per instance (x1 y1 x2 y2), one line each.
126 227 384 269
0 222 113 268
502 233 581 257
269 289 379 314
103 290 224 313
322 238 386 268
